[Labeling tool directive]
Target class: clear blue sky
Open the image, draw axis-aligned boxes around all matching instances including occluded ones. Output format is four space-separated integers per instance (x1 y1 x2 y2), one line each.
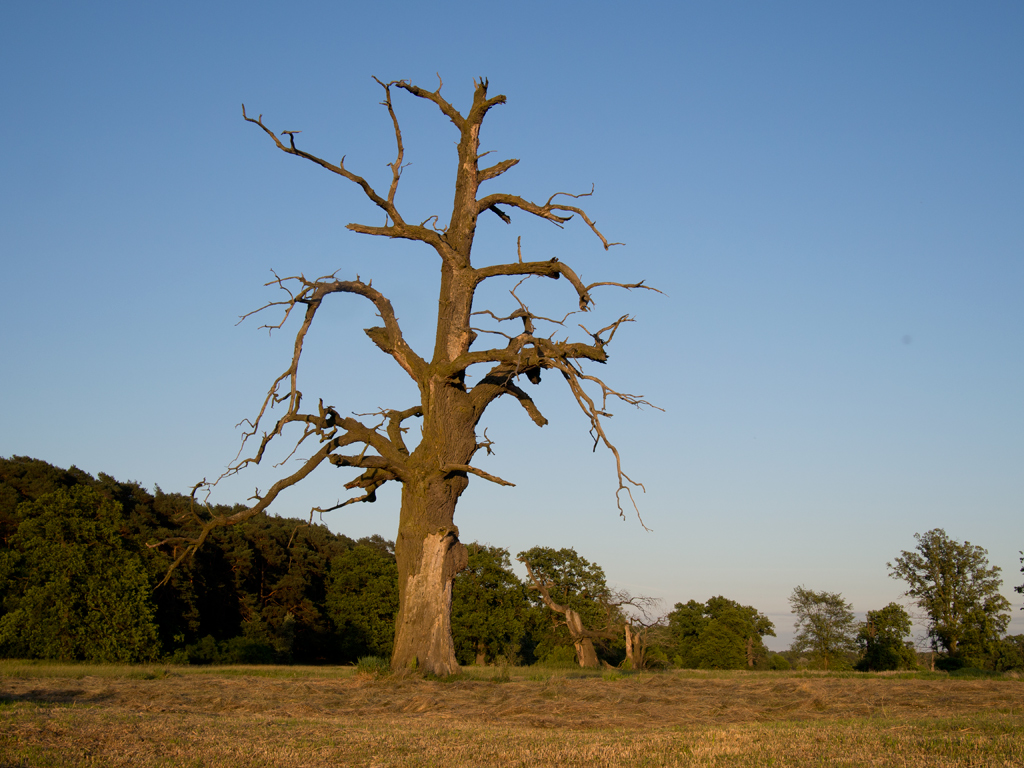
2 1 1022 648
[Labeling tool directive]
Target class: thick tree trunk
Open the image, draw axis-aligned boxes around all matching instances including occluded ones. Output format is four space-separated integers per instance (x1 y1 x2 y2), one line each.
390 476 469 675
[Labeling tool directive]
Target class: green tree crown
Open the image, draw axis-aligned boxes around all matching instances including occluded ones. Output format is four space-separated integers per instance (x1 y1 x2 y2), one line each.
0 486 160 662
888 528 1010 658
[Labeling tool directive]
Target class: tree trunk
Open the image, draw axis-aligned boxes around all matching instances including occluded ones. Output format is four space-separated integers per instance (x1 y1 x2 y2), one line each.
565 608 600 668
476 640 487 666
390 476 469 675
624 623 634 668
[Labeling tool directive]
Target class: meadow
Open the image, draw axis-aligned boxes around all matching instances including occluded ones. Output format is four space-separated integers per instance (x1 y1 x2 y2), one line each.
1 662 1022 767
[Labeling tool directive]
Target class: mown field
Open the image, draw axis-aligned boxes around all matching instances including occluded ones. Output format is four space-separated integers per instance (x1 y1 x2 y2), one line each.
1 662 1022 767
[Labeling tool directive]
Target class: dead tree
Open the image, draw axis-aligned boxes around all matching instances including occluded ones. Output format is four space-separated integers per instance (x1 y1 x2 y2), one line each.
157 77 656 675
615 591 663 670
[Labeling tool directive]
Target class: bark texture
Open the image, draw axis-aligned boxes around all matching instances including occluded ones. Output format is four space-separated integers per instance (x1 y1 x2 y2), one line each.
156 77 655 675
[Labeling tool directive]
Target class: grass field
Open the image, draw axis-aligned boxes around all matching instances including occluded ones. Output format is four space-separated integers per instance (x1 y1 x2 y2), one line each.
1 662 1022 766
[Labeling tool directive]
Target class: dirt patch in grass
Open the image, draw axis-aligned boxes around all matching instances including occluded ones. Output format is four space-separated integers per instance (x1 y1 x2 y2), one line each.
1 667 1022 766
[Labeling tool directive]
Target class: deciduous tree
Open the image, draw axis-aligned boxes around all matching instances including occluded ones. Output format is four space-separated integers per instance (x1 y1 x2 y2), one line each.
888 529 1010 660
451 544 529 665
325 538 399 661
157 77 654 674
788 586 857 670
855 603 916 671
0 487 160 662
518 546 618 668
667 596 776 669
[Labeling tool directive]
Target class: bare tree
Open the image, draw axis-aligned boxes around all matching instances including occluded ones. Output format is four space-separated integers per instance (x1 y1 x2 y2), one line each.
617 593 663 670
159 77 655 675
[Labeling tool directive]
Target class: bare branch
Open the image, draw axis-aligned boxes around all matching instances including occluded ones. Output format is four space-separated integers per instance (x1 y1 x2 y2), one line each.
475 186 623 250
473 259 591 310
242 104 395 218
546 357 658 529
242 103 448 252
478 157 519 184
443 463 515 487
153 439 346 585
389 78 466 129
372 77 406 208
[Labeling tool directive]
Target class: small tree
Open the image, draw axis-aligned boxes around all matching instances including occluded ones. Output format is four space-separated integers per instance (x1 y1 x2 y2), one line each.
855 603 916 671
158 78 655 675
888 529 1010 661
788 586 857 670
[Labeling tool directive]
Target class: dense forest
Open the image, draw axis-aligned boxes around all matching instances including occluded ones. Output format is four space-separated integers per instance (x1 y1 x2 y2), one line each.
1 456 1021 672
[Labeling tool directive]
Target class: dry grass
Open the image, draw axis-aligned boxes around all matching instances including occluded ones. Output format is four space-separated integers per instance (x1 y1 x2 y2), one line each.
1 664 1022 766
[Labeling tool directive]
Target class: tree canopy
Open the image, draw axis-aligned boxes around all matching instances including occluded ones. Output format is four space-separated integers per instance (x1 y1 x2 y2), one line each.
518 546 619 667
855 603 917 671
0 486 160 662
888 529 1010 663
668 596 776 669
451 544 530 666
788 586 858 670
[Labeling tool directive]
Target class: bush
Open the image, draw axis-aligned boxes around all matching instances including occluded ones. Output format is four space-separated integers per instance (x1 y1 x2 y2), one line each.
767 653 792 670
172 635 279 665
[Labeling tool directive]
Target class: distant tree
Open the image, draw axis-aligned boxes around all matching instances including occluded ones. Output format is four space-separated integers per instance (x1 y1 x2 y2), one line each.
788 586 857 670
0 487 160 662
667 596 776 669
621 616 670 670
855 603 917 671
888 529 1010 662
451 544 530 665
325 538 399 660
517 546 617 667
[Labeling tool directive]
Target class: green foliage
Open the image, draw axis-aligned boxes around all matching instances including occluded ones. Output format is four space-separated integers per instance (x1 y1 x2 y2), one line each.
667 596 776 669
451 544 529 665
888 529 1010 661
325 538 399 661
537 645 578 668
517 545 614 661
766 652 792 670
0 487 160 662
987 634 1024 672
855 603 917 671
0 456 359 664
788 586 857 670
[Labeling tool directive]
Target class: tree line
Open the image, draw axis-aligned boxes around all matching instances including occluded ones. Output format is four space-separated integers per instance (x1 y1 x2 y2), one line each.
1 457 1021 672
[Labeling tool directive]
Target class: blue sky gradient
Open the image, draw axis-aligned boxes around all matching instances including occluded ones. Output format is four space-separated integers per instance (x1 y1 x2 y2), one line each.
2 1 1022 648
